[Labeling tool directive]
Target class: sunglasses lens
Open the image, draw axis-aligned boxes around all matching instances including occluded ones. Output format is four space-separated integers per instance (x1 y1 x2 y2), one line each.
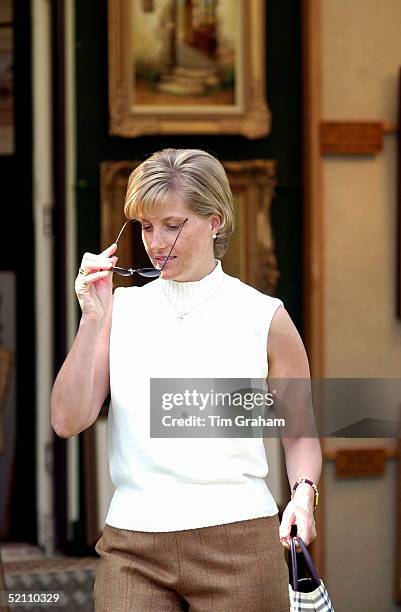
138 268 161 278
113 267 133 277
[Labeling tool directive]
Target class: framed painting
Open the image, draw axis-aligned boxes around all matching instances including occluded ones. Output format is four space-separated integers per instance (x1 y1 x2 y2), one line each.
100 158 280 295
108 0 270 138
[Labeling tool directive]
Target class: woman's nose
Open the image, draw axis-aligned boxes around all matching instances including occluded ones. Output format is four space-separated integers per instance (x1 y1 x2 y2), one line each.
149 229 167 251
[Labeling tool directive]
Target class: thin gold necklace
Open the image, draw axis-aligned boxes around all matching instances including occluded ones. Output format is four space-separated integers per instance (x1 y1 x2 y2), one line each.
161 276 225 321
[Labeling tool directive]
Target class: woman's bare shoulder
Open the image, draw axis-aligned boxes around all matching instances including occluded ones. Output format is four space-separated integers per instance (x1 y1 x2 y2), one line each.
267 306 310 377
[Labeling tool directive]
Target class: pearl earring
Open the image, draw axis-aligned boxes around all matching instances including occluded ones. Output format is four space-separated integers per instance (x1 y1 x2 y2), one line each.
212 234 217 239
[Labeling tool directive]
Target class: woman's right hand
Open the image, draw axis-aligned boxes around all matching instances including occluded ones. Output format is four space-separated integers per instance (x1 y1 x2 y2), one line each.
75 243 118 321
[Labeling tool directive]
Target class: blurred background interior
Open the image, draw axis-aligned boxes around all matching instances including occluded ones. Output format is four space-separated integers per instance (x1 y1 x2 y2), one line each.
0 0 401 610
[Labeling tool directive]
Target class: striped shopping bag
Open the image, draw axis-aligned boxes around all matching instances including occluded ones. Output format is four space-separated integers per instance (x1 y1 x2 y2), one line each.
288 537 335 611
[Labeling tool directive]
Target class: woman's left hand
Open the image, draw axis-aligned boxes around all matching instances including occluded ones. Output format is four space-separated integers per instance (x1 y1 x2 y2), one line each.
279 496 317 550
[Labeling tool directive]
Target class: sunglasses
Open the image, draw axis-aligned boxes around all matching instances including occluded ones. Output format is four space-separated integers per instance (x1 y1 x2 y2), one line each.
112 217 188 278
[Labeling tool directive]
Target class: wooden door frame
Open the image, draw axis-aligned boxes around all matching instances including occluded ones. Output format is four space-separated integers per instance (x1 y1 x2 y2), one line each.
301 0 325 575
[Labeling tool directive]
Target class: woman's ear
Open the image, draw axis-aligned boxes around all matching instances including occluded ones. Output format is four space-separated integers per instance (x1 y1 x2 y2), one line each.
210 213 221 233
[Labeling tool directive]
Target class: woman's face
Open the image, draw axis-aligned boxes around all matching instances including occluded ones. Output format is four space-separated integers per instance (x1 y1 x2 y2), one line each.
137 197 220 282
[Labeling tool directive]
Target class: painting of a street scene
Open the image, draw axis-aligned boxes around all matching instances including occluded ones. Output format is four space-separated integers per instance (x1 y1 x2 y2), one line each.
132 0 239 107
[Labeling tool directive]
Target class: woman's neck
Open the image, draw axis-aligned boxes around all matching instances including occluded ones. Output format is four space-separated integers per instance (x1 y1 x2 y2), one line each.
158 259 224 311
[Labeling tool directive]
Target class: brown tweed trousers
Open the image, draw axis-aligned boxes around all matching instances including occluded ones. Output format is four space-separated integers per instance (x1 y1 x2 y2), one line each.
94 514 290 611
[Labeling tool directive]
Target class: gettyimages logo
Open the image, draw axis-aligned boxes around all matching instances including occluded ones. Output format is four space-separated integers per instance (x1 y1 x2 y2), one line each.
160 388 275 411
149 378 401 439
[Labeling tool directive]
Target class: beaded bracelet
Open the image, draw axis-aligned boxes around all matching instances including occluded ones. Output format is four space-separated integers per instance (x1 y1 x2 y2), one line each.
291 477 319 511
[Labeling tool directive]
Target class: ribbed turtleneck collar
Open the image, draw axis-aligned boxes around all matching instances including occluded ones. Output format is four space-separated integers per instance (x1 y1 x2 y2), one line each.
158 259 225 313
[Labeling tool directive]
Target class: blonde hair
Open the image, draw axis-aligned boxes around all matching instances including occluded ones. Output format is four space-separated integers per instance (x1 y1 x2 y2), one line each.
124 148 235 258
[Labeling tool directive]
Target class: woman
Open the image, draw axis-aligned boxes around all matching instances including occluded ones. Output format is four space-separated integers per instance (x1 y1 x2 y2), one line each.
51 148 322 611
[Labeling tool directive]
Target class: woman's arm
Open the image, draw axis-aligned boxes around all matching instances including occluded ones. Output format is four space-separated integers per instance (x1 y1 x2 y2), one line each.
267 305 322 547
50 298 113 438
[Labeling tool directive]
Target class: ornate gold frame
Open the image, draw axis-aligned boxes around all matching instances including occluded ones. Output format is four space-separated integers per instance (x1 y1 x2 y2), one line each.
108 0 270 138
100 159 280 295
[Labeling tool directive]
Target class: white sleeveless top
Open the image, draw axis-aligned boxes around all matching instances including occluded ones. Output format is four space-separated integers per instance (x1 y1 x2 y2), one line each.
105 260 284 532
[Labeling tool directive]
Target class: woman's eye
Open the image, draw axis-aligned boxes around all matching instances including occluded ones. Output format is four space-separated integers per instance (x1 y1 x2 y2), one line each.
141 224 179 231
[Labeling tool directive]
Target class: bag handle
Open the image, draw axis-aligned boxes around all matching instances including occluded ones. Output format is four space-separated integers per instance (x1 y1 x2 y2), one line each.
290 536 320 589
290 537 299 588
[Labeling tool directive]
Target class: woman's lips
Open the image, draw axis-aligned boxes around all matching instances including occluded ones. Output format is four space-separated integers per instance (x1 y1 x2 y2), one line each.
154 256 177 265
